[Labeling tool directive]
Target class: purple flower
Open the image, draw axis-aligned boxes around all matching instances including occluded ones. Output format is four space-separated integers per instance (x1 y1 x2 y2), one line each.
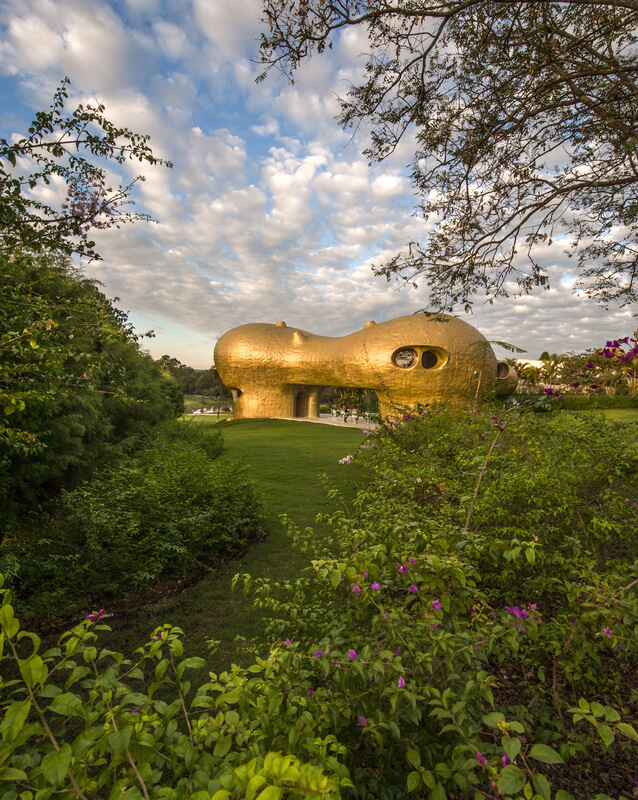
409 557 417 566
85 609 108 622
505 606 526 620
285 638 293 645
347 649 357 660
604 627 612 638
409 584 418 594
314 650 323 658
476 751 487 767
371 582 380 591
397 562 409 574
352 583 361 595
357 715 367 727
307 688 314 698
571 382 580 388
544 387 554 395
501 754 511 766
432 599 442 611
130 708 140 714
586 362 595 368
394 647 401 655
398 676 405 689
430 623 439 630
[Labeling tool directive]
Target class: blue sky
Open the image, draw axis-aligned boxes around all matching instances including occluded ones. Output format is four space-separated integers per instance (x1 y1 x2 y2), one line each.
1 0 635 368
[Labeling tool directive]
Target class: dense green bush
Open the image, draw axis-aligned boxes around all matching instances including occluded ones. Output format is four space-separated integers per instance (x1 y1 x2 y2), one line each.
1 422 262 614
0 251 184 535
1 408 637 799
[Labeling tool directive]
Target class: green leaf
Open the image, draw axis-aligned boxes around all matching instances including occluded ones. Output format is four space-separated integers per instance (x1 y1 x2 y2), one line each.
19 654 47 688
502 736 521 761
330 569 342 588
616 722 638 741
407 771 420 793
47 692 85 718
407 747 421 769
1 700 31 742
529 744 564 764
256 787 284 800
525 547 536 565
595 723 614 748
482 712 505 728
0 767 28 782
532 773 551 800
555 792 574 800
40 744 72 786
214 736 232 757
432 782 446 800
497 765 526 795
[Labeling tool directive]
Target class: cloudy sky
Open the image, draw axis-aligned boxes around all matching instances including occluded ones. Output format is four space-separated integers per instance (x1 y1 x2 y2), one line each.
1 0 635 368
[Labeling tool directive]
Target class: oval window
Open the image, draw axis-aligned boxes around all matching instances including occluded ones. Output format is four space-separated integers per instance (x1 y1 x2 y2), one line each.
421 350 439 369
497 362 510 378
393 348 417 368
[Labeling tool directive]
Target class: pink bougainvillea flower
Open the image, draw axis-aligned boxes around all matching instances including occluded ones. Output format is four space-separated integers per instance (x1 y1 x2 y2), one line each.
409 557 417 566
285 638 293 645
307 688 314 698
347 649 357 660
351 583 361 595
314 650 323 658
371 582 380 591
604 627 612 638
397 562 409 574
86 609 108 622
476 751 487 767
432 599 442 611
357 715 367 727
409 584 418 594
501 754 511 766
398 676 405 689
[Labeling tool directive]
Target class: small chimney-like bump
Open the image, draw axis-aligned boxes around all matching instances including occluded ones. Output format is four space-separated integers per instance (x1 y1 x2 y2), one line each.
293 330 307 344
364 320 376 328
276 320 287 327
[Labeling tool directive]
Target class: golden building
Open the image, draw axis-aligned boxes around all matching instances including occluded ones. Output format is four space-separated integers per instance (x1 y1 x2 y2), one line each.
214 313 517 419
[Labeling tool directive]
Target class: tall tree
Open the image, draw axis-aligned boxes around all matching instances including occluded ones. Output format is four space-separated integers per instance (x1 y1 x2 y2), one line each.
259 1 638 310
1 78 171 259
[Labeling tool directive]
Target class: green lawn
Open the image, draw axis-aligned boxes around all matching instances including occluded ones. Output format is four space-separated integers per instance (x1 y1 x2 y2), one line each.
98 419 366 672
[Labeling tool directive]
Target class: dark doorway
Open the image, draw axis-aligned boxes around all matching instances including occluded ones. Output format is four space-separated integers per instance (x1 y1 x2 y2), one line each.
295 392 308 417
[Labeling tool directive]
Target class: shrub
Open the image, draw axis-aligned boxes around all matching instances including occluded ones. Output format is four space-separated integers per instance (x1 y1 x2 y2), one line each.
1 422 262 614
2 408 637 799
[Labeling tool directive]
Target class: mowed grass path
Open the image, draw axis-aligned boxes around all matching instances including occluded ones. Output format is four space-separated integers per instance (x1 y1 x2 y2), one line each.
101 419 366 673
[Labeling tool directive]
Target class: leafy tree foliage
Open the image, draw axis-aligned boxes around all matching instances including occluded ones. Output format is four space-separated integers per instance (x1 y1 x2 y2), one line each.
0 78 171 259
0 250 182 532
259 0 638 309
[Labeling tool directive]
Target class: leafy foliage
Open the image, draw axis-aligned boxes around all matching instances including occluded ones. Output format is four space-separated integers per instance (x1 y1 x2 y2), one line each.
259 0 638 309
1 407 638 797
0 78 171 259
1 421 262 614
1 406 638 798
0 249 183 534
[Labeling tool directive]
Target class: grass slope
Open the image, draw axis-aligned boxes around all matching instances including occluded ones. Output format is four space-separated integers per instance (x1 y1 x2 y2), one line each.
99 419 366 673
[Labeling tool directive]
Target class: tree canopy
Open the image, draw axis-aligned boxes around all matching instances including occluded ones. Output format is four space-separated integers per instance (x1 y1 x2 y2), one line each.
259 0 638 310
0 78 171 260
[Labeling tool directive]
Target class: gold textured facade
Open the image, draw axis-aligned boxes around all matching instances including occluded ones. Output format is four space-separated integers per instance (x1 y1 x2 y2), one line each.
214 314 517 419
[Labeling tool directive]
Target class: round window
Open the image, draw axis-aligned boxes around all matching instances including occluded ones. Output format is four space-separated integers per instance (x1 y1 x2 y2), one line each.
421 350 439 369
393 348 417 368
497 362 510 378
